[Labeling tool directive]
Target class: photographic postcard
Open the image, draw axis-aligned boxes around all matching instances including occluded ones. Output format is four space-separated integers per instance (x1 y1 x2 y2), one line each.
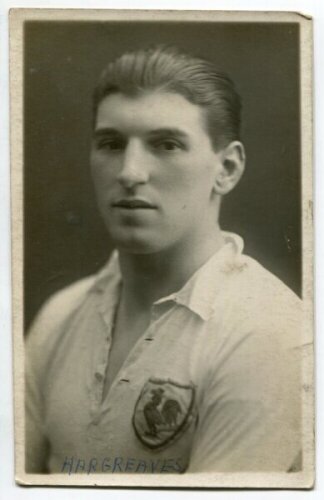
10 8 314 488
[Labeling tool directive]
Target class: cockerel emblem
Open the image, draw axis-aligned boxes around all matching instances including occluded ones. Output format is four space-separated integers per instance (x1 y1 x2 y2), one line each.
132 378 195 449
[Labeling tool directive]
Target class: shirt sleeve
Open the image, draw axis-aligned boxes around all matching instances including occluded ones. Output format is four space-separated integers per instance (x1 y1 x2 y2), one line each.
25 276 95 473
25 306 52 473
187 309 302 473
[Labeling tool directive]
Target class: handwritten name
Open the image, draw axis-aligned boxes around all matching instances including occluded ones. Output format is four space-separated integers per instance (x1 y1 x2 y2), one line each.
61 456 184 474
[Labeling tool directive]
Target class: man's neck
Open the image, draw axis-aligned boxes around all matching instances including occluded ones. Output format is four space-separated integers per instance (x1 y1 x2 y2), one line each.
117 226 224 313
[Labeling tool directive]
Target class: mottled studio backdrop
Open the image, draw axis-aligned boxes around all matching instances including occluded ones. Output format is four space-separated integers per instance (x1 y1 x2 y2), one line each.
24 21 301 329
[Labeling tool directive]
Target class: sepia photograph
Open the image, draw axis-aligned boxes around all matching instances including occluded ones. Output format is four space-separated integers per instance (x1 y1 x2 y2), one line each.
10 9 314 488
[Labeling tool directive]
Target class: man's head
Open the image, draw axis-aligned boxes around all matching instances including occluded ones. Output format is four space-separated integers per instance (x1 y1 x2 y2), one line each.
93 45 241 152
90 46 245 254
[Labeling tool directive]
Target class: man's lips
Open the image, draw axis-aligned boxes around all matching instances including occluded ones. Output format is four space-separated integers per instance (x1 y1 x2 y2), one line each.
111 199 157 209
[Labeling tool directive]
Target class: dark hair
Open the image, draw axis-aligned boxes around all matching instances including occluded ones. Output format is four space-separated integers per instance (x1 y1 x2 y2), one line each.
93 45 242 150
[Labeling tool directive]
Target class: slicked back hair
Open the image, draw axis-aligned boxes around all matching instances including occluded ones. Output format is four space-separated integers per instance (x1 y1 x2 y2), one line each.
93 46 242 151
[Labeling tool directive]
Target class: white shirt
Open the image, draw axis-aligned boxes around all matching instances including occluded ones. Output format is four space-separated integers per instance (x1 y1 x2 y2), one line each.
25 232 302 474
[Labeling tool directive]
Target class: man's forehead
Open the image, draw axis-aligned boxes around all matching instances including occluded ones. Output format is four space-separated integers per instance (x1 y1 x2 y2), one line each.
94 90 208 135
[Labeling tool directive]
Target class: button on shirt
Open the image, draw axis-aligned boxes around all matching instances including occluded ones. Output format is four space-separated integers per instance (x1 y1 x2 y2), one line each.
25 233 302 474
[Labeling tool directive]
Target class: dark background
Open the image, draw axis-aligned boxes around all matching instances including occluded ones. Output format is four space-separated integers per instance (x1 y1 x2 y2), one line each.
24 21 301 330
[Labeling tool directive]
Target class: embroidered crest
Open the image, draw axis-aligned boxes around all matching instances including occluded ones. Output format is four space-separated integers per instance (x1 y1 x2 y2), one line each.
132 378 195 449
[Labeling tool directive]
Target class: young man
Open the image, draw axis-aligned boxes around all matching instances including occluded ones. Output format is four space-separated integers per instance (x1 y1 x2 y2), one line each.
25 46 302 474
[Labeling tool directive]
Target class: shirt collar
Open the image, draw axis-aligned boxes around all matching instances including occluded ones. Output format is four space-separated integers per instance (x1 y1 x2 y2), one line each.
89 232 245 322
153 232 245 320
91 250 121 295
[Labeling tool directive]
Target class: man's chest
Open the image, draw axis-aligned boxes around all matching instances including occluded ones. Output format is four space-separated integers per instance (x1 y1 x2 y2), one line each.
43 305 203 472
102 309 151 400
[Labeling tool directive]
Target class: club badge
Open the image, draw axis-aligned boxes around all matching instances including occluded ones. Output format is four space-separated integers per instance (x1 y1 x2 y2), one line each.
132 378 196 449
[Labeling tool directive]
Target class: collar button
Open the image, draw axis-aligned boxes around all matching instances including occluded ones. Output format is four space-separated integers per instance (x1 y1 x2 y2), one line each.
95 372 103 382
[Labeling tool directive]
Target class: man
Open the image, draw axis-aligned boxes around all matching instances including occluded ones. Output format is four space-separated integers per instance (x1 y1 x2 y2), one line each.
25 46 302 474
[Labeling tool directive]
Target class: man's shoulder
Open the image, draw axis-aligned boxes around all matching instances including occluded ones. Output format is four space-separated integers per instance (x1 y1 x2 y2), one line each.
210 252 302 346
27 252 120 340
26 274 97 347
237 254 298 299
236 254 301 305
40 275 96 321
199 254 303 394
216 233 301 313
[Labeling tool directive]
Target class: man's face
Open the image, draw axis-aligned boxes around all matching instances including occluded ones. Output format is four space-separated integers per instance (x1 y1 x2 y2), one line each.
90 91 225 254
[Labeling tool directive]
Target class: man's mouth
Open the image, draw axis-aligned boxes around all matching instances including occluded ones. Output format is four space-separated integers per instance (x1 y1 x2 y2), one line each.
111 198 157 209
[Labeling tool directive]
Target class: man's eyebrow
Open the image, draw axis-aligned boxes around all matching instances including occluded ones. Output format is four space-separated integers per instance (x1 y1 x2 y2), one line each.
93 128 122 138
147 128 189 139
92 127 189 139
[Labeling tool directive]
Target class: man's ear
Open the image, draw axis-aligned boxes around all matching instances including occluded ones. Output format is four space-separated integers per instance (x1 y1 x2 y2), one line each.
213 141 246 195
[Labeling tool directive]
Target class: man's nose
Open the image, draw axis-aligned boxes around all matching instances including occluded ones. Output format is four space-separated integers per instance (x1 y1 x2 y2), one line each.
117 140 150 189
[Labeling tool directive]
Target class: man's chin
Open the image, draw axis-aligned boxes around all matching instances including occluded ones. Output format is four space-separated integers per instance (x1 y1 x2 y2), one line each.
108 231 164 255
115 241 162 255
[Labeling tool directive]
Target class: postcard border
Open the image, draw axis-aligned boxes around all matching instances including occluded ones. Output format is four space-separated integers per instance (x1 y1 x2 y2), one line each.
10 8 314 489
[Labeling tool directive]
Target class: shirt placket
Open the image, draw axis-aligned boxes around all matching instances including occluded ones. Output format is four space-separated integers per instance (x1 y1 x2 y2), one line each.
88 292 119 426
99 302 175 418
115 301 183 381
102 321 156 404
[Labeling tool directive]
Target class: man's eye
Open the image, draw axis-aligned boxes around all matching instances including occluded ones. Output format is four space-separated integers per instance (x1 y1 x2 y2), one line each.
96 139 125 151
154 140 182 152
